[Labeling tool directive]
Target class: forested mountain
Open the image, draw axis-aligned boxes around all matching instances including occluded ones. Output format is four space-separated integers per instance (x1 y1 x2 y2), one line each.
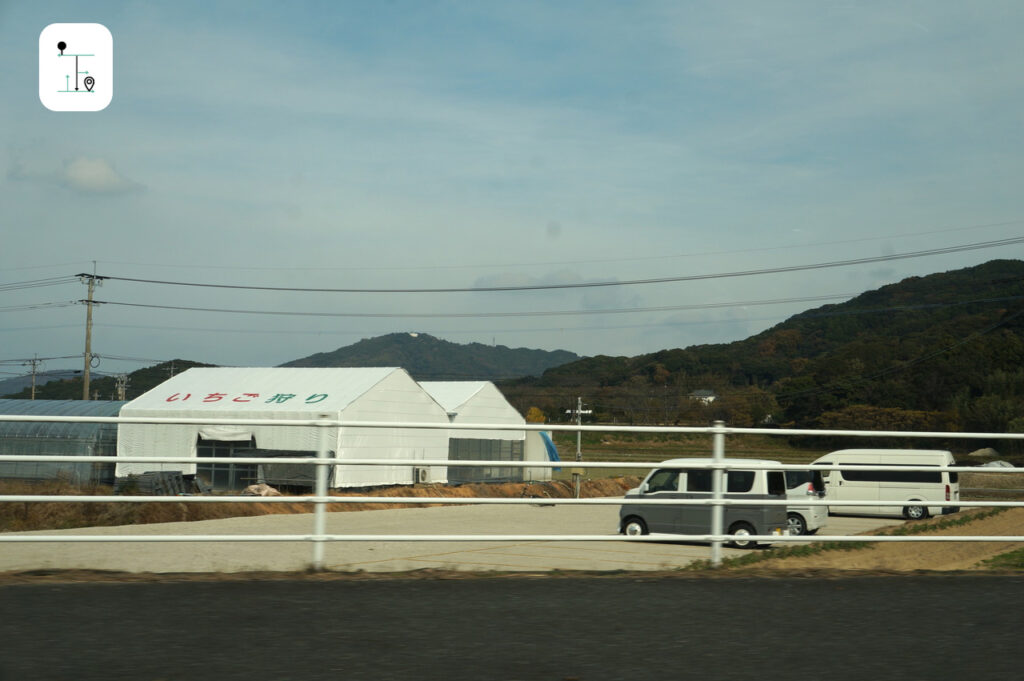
501 260 1024 440
280 332 580 380
0 370 80 398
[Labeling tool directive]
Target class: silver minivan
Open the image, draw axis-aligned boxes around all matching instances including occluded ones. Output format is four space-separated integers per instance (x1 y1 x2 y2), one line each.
619 458 789 548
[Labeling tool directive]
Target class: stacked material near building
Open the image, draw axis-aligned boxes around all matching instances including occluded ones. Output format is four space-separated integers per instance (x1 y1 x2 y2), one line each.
419 381 550 483
0 399 126 485
116 367 450 490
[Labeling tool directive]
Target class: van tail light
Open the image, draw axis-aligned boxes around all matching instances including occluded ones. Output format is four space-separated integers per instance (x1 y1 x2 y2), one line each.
806 483 815 495
945 484 951 501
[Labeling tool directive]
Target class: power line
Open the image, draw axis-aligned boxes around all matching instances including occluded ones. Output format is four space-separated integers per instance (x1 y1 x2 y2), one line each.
95 218 1024 273
0 354 83 364
0 324 80 333
0 262 91 274
0 301 79 312
58 292 1024 343
0 276 80 292
87 293 856 319
93 353 173 364
91 236 1024 293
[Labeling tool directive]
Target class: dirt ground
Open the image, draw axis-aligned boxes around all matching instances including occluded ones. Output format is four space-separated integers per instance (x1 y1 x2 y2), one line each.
0 477 642 532
738 507 1024 573
3 478 1023 582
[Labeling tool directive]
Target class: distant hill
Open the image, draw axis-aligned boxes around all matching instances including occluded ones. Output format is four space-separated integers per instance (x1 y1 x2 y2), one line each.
280 332 581 380
501 259 1024 439
1 360 214 401
0 369 81 398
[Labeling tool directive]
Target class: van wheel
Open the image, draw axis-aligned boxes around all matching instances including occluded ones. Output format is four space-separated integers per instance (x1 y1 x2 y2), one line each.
622 517 648 536
786 513 807 536
903 504 928 520
728 522 758 549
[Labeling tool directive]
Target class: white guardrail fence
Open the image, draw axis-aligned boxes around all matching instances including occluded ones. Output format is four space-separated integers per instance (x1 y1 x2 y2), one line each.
2 415 1024 569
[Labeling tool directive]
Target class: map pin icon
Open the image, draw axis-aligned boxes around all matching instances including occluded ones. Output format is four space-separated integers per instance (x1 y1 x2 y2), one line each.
84 76 95 92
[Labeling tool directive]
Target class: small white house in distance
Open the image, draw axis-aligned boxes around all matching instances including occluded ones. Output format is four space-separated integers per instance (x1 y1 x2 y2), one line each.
116 367 450 490
419 381 550 483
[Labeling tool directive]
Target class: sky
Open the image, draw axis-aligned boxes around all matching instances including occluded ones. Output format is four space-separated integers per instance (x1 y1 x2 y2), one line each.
2 1 1024 381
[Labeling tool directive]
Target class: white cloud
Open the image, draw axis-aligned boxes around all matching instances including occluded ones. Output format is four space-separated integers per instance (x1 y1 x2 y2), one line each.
59 157 143 194
8 154 143 195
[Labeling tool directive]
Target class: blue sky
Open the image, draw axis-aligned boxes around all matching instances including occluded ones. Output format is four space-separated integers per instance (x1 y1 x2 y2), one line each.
2 1 1024 378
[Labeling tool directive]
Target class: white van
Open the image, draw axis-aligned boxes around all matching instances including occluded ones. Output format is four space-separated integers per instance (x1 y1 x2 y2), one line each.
811 449 960 519
619 458 789 548
783 469 828 535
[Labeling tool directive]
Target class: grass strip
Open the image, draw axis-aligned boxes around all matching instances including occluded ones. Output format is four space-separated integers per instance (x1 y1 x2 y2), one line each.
683 507 1011 571
981 548 1024 570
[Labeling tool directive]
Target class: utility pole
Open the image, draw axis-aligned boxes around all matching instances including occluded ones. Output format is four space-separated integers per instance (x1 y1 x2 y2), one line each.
27 355 41 400
115 373 129 401
565 397 593 498
78 269 103 401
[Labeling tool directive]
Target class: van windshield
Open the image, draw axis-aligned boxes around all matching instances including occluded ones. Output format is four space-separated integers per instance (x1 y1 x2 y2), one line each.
646 469 680 493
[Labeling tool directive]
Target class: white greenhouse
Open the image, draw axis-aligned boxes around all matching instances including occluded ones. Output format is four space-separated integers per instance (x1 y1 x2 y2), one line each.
419 381 551 483
116 367 450 490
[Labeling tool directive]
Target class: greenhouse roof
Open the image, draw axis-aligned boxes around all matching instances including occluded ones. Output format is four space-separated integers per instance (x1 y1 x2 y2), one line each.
0 399 126 440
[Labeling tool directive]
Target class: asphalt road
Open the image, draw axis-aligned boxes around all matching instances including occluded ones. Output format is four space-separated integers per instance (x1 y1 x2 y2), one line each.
1 576 1021 681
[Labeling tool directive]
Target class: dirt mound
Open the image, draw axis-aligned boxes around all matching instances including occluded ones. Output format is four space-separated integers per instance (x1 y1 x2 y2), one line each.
738 508 1024 573
227 477 640 517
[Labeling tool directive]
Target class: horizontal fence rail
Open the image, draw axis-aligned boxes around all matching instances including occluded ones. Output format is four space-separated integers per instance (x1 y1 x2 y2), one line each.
1 415 1022 569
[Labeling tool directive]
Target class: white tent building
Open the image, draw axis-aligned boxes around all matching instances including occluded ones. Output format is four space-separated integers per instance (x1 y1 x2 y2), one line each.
116 367 450 489
419 381 550 483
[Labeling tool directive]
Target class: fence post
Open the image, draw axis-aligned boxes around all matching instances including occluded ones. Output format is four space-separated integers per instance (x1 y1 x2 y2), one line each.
311 414 331 571
710 420 726 567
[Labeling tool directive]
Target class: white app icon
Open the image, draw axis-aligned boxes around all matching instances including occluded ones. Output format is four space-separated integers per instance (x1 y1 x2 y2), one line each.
39 23 113 112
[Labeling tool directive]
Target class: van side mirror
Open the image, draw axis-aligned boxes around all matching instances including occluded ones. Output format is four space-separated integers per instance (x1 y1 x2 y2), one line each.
639 482 649 494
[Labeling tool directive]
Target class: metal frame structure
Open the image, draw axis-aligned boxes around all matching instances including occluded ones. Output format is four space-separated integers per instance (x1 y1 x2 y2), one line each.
2 415 1023 569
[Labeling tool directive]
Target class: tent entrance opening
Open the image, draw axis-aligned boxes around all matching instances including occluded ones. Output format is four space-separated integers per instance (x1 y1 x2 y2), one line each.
196 437 256 491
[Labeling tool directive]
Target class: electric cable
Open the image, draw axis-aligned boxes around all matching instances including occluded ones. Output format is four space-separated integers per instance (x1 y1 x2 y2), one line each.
87 293 855 319
89 236 1024 293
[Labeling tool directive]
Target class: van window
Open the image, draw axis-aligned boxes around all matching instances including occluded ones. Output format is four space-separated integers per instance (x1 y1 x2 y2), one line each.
839 464 941 484
785 469 825 492
785 470 808 488
686 469 711 492
646 469 680 492
684 469 755 492
949 471 959 483
727 470 755 493
767 471 786 496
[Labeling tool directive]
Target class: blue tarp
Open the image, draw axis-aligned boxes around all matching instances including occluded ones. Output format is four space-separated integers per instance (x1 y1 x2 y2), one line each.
539 431 561 471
